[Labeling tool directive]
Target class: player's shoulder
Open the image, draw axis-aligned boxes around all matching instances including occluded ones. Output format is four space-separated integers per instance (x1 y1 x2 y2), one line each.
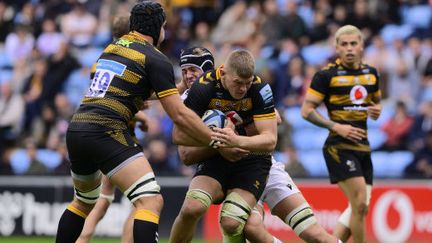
360 63 379 76
196 69 218 86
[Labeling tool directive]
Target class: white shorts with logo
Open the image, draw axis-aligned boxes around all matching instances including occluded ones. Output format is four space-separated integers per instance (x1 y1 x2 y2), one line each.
258 158 300 210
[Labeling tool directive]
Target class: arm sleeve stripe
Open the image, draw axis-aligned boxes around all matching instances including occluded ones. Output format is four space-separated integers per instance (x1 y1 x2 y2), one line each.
306 88 325 99
157 88 179 98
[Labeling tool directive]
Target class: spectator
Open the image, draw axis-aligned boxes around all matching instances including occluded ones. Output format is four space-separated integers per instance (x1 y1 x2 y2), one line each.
0 1 14 43
36 18 66 56
146 139 177 176
0 81 25 148
22 57 47 133
378 101 414 151
4 24 34 64
408 100 432 151
404 130 432 178
60 2 97 48
23 138 48 175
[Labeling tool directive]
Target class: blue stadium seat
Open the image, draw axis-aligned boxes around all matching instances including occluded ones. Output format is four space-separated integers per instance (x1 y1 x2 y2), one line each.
292 128 327 150
10 149 30 175
78 47 103 67
372 151 413 177
64 69 90 108
0 69 13 83
297 150 328 177
368 128 387 150
36 149 62 169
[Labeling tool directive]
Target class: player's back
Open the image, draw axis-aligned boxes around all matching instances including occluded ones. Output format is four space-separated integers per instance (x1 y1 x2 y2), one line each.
69 32 175 132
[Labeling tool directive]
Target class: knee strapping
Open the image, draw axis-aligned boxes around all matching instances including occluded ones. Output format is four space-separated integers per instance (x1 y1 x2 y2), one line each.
186 189 212 208
285 202 317 236
338 185 372 227
75 184 102 204
100 193 115 204
124 172 160 203
220 192 252 236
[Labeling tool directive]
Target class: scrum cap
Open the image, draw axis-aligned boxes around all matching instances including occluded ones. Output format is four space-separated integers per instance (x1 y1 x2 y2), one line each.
130 1 166 45
180 47 214 73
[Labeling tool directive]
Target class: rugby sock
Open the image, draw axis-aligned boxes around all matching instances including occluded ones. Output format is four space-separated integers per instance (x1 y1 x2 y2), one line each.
55 204 87 243
133 209 159 243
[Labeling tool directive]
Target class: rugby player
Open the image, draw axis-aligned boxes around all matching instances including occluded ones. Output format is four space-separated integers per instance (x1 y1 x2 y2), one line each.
301 25 381 243
55 2 217 242
169 49 277 243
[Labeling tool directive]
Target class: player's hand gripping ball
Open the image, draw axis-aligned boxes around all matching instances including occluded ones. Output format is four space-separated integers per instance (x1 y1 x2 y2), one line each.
202 109 227 149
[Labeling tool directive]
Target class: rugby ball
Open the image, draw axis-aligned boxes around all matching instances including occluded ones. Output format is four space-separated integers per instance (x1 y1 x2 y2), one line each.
202 109 227 129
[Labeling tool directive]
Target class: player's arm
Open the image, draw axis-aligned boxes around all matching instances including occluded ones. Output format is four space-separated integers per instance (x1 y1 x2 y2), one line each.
300 91 335 129
212 116 277 152
178 120 249 165
178 145 216 165
160 94 213 146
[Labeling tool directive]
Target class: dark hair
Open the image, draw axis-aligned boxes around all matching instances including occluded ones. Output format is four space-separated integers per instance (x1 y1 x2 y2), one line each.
180 47 214 73
129 1 166 45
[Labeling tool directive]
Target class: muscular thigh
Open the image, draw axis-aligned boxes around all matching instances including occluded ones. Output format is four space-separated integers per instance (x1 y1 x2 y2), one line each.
261 162 300 210
109 156 153 193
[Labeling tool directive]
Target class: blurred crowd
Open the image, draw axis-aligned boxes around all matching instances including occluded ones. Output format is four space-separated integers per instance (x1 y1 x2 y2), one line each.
0 0 431 179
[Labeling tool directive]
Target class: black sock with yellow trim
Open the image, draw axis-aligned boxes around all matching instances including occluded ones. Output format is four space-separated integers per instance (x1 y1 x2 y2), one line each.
55 204 87 243
133 209 159 243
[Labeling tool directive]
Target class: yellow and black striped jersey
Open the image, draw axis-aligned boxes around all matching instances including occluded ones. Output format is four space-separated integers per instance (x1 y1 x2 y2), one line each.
184 66 276 132
307 59 381 151
69 32 178 131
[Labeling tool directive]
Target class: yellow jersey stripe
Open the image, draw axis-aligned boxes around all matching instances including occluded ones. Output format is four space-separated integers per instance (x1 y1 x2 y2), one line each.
330 110 368 121
307 88 325 99
104 44 146 67
157 88 179 98
330 74 377 87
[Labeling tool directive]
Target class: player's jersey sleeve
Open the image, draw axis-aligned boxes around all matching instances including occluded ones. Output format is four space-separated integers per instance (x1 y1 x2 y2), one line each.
148 55 178 99
184 81 213 117
252 83 276 121
307 71 329 100
371 68 381 101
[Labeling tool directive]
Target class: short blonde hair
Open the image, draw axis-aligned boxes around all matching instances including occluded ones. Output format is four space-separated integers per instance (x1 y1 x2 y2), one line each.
225 49 255 78
335 25 363 44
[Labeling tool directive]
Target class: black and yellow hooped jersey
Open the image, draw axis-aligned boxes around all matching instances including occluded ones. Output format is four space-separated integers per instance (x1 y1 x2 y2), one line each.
307 59 381 151
69 32 178 131
184 66 276 131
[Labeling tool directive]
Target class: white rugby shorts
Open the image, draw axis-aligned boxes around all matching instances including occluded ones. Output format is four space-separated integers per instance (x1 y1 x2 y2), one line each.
258 158 300 210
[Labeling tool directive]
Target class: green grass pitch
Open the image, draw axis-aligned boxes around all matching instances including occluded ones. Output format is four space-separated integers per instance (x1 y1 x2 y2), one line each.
0 237 207 243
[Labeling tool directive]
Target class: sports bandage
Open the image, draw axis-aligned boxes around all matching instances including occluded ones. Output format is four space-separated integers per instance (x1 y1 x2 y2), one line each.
124 172 160 203
338 185 372 227
285 202 317 235
75 184 102 204
186 189 212 208
100 193 115 204
220 192 252 236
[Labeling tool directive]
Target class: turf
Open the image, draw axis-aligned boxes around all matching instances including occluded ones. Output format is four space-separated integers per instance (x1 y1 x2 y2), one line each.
0 237 206 243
